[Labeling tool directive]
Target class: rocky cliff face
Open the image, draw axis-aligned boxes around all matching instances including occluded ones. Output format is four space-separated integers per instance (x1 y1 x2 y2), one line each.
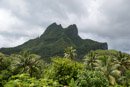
65 24 78 37
0 23 108 60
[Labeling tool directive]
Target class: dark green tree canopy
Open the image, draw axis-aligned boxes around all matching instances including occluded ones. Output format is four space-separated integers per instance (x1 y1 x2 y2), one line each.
0 23 108 61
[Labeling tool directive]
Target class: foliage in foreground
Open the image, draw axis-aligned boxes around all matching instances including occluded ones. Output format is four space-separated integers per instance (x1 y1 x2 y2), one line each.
0 49 130 87
44 57 84 85
77 70 109 87
4 74 61 87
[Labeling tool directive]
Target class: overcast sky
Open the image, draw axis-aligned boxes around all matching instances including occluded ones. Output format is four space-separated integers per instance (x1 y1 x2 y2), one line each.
0 0 130 53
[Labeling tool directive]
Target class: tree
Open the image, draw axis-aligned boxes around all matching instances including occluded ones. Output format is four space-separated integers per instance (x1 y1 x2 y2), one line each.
84 51 100 70
0 53 11 71
4 73 61 87
0 53 12 86
84 51 122 85
112 51 130 86
44 57 83 85
98 56 121 85
77 70 109 87
116 51 130 75
11 51 45 78
64 46 77 59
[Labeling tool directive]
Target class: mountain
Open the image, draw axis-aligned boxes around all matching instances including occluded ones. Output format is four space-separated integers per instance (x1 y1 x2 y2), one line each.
0 23 108 60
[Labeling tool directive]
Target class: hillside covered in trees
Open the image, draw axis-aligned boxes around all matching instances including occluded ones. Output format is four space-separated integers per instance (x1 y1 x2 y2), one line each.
0 23 130 87
0 23 107 61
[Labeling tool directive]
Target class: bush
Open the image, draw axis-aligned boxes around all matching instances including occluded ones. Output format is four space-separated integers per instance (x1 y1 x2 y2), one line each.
4 73 61 87
44 57 84 85
77 70 109 87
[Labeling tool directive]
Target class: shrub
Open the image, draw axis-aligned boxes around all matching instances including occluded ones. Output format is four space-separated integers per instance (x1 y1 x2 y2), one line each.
44 57 84 85
77 70 109 87
4 73 61 87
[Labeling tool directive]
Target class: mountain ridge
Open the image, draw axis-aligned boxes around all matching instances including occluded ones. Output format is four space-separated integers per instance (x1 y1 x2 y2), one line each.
0 23 108 60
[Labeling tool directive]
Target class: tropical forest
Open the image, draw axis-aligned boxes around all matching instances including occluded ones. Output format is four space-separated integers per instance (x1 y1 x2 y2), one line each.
0 23 130 87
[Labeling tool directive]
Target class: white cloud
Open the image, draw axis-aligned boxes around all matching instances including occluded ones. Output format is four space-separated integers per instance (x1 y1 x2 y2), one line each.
0 0 130 53
0 8 43 47
0 0 29 17
0 34 30 47
0 8 23 32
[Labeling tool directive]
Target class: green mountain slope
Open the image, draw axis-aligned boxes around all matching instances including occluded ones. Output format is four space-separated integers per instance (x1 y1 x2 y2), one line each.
0 23 108 60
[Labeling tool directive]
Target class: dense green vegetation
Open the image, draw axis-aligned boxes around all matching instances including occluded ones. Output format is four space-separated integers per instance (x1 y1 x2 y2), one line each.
0 47 130 87
0 23 108 61
0 22 128 87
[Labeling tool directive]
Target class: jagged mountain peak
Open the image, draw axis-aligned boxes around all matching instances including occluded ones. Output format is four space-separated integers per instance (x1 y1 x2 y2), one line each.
45 22 63 31
40 22 63 38
65 24 78 37
0 23 108 61
48 22 62 28
41 23 79 39
67 24 77 29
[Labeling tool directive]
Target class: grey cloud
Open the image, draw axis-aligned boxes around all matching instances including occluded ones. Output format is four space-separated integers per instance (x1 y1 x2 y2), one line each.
0 32 29 39
77 0 130 53
0 0 130 53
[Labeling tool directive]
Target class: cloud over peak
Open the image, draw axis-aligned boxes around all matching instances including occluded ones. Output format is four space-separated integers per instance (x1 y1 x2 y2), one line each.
0 0 130 53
